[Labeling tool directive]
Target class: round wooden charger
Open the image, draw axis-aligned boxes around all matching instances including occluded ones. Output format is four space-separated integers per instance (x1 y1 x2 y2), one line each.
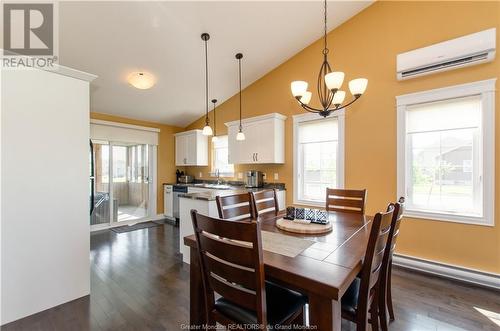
275 218 332 234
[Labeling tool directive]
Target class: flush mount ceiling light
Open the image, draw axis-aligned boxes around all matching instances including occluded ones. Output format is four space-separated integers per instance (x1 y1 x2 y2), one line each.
211 99 218 143
235 53 245 141
290 0 367 118
201 33 213 136
128 72 155 89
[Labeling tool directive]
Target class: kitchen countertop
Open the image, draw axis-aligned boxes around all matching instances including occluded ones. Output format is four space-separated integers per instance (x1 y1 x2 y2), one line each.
177 184 285 201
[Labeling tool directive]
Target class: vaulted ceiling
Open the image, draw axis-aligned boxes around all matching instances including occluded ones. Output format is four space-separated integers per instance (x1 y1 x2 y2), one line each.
59 1 372 127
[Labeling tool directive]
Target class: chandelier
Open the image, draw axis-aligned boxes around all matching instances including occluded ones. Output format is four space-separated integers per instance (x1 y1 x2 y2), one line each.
291 0 368 118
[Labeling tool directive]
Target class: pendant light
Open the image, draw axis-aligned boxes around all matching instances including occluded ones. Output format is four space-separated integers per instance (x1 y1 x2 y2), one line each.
211 99 218 143
201 33 213 136
235 53 245 141
290 0 367 118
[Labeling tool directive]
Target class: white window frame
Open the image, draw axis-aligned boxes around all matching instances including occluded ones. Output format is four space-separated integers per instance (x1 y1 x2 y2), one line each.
397 78 496 226
293 111 345 206
210 135 234 178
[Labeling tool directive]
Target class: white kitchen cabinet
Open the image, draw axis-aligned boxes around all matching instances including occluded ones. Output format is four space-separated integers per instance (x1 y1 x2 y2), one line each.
226 113 286 164
175 129 208 166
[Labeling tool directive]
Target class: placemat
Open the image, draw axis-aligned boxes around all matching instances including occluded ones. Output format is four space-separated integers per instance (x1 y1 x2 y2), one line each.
261 231 314 258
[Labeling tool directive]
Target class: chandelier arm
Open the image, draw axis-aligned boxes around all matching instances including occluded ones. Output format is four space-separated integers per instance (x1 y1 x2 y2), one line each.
333 96 361 111
295 98 325 113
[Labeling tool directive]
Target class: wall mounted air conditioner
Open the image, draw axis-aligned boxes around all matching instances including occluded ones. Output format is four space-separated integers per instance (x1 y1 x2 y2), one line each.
397 28 496 80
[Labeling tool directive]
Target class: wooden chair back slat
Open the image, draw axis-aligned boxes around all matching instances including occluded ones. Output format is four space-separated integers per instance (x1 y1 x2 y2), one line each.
205 254 257 291
209 273 258 311
216 193 254 220
251 189 279 218
190 210 267 327
198 233 254 268
326 188 367 214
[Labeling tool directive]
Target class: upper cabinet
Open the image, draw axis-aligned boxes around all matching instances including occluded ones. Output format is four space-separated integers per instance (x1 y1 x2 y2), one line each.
226 113 286 164
175 130 208 166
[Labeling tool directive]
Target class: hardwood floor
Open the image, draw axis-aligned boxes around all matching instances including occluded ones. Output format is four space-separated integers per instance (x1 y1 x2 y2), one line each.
3 223 499 331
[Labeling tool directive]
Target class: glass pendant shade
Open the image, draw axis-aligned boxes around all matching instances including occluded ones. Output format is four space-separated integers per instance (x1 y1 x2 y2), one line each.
128 72 155 89
349 78 368 96
332 91 346 105
211 135 218 142
324 72 345 90
202 125 213 136
236 131 246 141
300 91 312 105
291 81 308 97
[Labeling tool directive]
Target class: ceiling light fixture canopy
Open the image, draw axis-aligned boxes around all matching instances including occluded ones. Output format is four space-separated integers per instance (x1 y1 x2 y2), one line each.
211 99 218 143
290 0 367 117
235 53 245 141
128 72 155 89
201 33 213 136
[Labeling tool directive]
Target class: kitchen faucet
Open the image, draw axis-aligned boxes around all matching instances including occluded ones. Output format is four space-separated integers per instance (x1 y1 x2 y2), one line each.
215 169 221 185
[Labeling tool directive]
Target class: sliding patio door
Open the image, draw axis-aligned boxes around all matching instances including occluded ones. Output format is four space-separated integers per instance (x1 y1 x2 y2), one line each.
90 141 156 230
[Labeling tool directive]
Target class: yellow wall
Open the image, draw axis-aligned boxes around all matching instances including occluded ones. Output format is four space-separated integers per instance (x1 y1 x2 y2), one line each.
185 1 500 273
90 112 184 214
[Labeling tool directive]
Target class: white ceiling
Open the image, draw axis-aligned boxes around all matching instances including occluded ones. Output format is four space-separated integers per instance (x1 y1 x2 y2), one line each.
59 1 372 127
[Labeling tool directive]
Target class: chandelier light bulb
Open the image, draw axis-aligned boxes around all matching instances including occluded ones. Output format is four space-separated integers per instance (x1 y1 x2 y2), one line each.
202 125 213 136
236 130 246 141
349 78 368 96
211 135 218 143
291 81 308 97
324 72 345 90
300 91 312 105
332 91 346 106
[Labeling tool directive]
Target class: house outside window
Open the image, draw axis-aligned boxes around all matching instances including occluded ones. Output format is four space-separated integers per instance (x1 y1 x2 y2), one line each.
397 79 495 226
293 112 345 206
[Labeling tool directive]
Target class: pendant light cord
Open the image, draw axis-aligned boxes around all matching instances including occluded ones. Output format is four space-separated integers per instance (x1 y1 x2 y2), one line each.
238 57 242 131
204 38 209 125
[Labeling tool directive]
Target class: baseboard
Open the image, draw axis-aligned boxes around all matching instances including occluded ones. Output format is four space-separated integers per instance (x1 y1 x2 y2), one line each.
393 254 500 290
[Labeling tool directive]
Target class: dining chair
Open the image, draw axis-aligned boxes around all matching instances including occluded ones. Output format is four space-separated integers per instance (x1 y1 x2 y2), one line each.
326 188 367 214
250 189 279 218
379 197 405 331
341 205 394 331
190 210 306 330
216 192 253 221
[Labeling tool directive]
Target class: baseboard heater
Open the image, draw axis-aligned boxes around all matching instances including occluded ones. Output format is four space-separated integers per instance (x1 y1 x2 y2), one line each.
393 254 500 290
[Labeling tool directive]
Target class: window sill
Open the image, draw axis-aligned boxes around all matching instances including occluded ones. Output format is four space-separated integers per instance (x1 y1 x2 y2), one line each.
293 199 325 208
403 209 493 227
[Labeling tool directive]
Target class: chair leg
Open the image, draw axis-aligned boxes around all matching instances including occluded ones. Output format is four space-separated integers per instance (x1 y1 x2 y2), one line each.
387 262 395 321
379 274 389 331
370 292 380 331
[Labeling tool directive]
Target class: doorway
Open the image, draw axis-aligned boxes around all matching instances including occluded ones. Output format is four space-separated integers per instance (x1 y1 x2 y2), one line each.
90 140 156 230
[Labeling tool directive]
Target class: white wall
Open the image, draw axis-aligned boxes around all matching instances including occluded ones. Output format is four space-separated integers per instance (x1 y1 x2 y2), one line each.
1 67 93 324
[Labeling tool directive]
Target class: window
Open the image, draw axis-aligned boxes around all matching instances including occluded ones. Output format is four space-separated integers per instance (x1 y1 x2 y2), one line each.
211 136 234 177
293 113 344 205
397 79 495 226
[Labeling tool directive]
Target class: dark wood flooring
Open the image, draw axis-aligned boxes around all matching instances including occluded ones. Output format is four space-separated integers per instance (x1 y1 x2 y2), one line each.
3 223 499 331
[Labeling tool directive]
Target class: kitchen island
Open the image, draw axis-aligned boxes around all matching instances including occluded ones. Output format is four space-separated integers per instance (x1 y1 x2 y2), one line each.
178 186 285 263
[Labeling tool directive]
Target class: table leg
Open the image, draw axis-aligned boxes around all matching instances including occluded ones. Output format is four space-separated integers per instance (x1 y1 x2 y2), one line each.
308 293 341 331
189 247 206 327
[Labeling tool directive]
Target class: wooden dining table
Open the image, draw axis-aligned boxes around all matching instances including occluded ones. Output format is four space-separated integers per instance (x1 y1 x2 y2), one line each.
183 210 373 331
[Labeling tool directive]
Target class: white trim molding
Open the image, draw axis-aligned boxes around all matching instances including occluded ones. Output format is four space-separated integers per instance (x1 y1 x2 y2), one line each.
292 111 345 206
393 254 500 290
396 78 496 226
90 119 160 133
